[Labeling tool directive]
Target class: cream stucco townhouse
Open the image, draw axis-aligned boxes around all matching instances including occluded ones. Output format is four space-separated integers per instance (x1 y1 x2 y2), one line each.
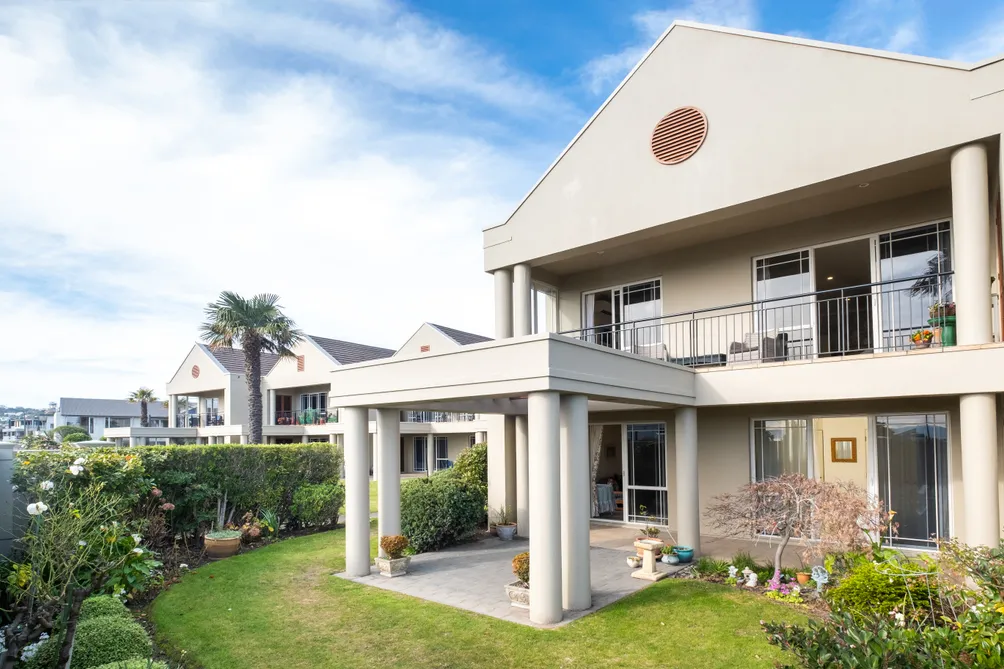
104 325 491 475
327 22 1004 624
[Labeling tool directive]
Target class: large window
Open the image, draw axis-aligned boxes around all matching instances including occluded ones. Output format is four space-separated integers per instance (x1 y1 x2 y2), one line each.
414 436 427 472
434 436 450 470
300 392 327 411
625 423 667 524
754 251 813 356
751 419 811 480
107 417 131 428
583 280 663 357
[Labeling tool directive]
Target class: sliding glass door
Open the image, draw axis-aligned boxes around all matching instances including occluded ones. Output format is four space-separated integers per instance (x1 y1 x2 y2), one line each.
413 436 427 472
434 436 450 470
583 280 662 358
875 414 950 548
624 423 668 524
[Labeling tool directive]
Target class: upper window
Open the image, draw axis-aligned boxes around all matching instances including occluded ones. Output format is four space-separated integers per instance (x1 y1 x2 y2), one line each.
752 419 811 481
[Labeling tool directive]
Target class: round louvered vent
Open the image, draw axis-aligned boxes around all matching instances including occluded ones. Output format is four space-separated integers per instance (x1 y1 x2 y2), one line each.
191 365 200 379
651 107 708 165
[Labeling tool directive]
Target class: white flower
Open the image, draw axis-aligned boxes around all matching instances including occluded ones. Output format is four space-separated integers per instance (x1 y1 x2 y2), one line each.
131 547 144 555
78 540 87 547
131 534 143 545
179 563 189 570
40 480 54 491
68 465 82 476
73 457 86 465
26 501 49 515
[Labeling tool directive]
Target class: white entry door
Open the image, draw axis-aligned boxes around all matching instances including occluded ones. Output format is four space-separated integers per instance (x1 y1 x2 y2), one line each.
623 423 668 525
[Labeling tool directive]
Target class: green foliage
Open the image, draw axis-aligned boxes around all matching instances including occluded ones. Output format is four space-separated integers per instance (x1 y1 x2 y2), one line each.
400 475 486 553
380 535 409 560
80 596 131 622
731 551 759 573
512 552 529 585
693 557 731 578
446 442 487 495
54 425 91 440
206 530 243 540
764 590 804 605
24 615 152 669
755 567 776 585
64 432 91 443
13 444 343 537
291 482 345 527
825 560 934 620
92 661 168 669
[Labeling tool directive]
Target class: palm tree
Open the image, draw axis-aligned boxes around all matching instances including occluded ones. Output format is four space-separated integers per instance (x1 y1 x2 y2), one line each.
128 387 159 427
200 292 303 444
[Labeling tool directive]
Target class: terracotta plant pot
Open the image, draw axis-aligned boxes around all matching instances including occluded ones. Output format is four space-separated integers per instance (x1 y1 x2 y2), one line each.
796 571 812 586
204 534 241 560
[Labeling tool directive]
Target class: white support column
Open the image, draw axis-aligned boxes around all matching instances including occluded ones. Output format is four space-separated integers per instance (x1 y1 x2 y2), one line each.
301 435 309 444
494 268 514 340
328 433 337 444
197 396 207 427
960 394 1000 547
503 416 517 521
528 391 562 625
427 432 435 474
168 395 177 428
371 434 378 482
515 414 530 537
514 263 532 337
476 431 487 444
376 409 401 557
128 436 137 447
344 407 371 577
267 390 276 426
675 407 700 555
951 143 992 346
560 394 591 611
239 434 248 445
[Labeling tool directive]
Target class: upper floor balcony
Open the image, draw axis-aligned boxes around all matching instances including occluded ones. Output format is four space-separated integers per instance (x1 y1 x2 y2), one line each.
176 412 227 428
274 408 338 426
559 272 981 369
401 411 478 423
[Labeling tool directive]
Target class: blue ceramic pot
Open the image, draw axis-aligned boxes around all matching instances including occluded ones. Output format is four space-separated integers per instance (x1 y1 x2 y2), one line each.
673 546 694 563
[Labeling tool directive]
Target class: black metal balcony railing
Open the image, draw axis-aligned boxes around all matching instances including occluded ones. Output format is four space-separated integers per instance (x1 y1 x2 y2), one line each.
274 409 335 426
176 413 226 428
561 273 959 369
401 411 477 423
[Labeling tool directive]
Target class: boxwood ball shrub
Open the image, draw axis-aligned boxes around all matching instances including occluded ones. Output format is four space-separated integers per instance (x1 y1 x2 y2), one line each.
79 595 131 622
24 615 152 669
400 475 487 553
291 482 345 527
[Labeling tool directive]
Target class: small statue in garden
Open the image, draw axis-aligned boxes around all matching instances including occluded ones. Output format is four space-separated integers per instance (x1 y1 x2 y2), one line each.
811 565 829 593
741 567 758 588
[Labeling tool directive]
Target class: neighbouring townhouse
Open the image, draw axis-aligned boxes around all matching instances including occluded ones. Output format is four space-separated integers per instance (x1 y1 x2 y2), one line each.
103 325 491 476
325 22 1004 624
53 398 169 442
1 413 48 442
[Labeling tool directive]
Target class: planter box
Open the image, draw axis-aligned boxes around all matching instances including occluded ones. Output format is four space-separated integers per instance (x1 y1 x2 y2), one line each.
204 535 241 561
497 524 517 541
505 580 530 609
375 555 411 578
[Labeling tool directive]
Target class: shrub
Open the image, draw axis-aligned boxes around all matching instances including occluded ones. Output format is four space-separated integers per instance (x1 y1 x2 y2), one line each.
80 596 131 622
92 662 168 669
512 552 529 585
447 442 487 495
380 535 409 559
400 476 486 553
64 432 91 443
731 551 759 573
24 616 152 669
825 560 934 620
693 557 731 578
54 425 90 440
291 482 345 527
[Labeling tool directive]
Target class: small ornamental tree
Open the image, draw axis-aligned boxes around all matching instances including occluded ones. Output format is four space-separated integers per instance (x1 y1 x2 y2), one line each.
707 473 888 579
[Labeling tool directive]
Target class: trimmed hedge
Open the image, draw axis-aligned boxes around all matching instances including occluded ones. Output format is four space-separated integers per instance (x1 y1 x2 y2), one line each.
13 444 343 537
448 442 487 496
80 596 131 622
400 473 486 553
24 615 152 669
291 482 345 526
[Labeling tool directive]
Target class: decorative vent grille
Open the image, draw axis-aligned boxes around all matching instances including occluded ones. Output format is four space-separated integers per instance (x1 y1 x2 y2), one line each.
191 365 200 379
296 355 305 372
651 107 708 165
420 345 431 353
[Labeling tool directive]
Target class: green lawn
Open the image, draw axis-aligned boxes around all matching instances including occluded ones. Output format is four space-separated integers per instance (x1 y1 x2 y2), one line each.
151 529 803 669
369 480 378 513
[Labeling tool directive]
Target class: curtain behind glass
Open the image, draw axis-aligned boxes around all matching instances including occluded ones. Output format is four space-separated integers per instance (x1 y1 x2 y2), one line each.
753 419 809 480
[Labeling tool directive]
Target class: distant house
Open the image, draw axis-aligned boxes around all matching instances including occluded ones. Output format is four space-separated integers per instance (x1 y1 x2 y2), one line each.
53 398 170 441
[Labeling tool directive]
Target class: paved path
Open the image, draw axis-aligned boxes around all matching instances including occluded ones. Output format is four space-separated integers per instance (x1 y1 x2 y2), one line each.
337 537 685 628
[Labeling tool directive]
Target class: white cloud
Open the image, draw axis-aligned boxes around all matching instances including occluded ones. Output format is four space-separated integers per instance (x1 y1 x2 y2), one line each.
948 10 1004 63
827 0 924 53
0 2 560 405
581 0 757 95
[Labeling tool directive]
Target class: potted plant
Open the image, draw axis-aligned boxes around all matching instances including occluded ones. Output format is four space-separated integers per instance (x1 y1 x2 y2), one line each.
492 505 517 541
626 554 642 568
929 301 956 346
911 329 934 349
505 551 530 609
661 546 680 565
671 545 694 563
204 529 242 560
375 535 411 577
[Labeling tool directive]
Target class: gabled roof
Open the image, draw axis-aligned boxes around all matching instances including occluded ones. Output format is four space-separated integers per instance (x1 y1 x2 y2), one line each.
206 347 281 375
428 324 493 346
59 398 169 418
309 335 395 365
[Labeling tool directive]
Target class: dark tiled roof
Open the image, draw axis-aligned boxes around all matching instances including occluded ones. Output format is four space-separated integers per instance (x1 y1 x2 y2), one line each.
429 323 493 346
207 347 281 374
59 398 169 418
310 336 395 365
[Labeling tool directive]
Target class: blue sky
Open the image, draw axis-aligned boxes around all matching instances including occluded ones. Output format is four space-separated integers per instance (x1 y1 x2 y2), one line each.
1 0 1002 405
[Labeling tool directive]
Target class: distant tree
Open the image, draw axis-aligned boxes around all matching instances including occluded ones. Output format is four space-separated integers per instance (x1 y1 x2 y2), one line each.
127 387 159 427
53 425 89 441
200 292 302 444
